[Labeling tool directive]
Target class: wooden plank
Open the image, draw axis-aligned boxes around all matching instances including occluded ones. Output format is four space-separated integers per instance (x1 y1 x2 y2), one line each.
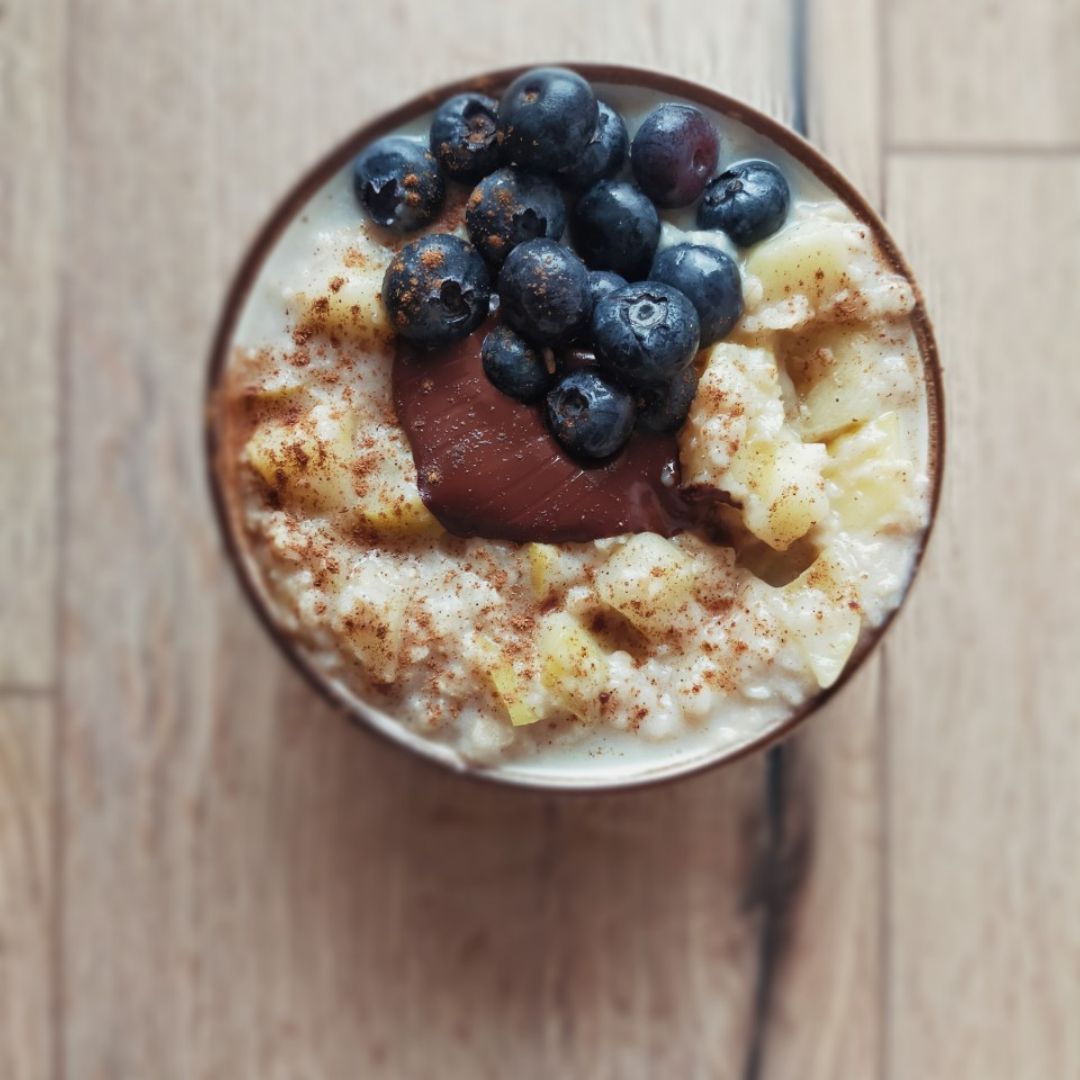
0 0 63 686
806 0 881 195
181 685 771 1080
59 2 801 1077
885 155 1080 1079
0 696 55 1080
758 2 886 1077
888 0 1080 148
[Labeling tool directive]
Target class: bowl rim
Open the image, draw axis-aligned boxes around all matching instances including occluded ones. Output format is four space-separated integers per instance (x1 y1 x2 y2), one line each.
204 61 946 794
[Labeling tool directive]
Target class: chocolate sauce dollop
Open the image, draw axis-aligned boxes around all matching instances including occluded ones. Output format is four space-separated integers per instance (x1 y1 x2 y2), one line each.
392 326 697 543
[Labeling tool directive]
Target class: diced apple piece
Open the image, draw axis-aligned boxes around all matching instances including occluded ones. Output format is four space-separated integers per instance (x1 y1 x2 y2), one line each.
293 265 391 346
746 217 863 311
680 343 828 550
526 542 576 601
357 490 443 538
755 440 831 550
826 412 920 532
334 563 410 684
491 666 538 727
349 429 444 539
475 634 539 727
595 533 696 637
538 612 608 721
246 409 442 537
798 336 881 440
780 553 861 689
793 599 860 689
243 373 310 407
245 402 356 513
681 344 777 483
783 325 920 441
742 211 915 332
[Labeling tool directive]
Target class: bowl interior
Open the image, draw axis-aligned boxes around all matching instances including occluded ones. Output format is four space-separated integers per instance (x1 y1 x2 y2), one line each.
206 64 945 793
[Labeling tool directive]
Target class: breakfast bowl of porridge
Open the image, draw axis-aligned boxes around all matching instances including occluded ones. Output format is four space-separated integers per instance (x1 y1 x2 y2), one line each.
206 64 944 790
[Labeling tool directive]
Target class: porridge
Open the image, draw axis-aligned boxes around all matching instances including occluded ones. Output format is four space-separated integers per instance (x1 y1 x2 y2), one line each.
212 68 936 779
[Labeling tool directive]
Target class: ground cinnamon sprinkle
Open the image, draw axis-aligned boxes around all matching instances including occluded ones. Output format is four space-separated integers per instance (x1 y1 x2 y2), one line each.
216 101 931 770
419 247 444 270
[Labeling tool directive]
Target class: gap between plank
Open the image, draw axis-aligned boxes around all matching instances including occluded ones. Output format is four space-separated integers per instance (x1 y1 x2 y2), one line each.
50 1 76 1076
742 746 790 1080
890 142 1080 158
789 0 808 142
877 0 889 213
0 686 57 699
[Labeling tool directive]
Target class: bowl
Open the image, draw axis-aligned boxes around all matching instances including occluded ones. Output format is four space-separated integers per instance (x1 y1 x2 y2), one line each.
205 63 945 793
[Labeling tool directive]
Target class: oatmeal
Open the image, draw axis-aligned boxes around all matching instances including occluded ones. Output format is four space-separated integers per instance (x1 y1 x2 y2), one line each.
212 70 936 781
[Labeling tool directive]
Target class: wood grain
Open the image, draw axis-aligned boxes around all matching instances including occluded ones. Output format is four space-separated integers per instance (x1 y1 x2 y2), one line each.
0 0 63 686
1 0 1075 1076
807 0 882 195
885 155 1080 1078
887 0 1080 148
177 688 770 1079
0 696 55 1080
762 669 885 1080
58 2 800 1078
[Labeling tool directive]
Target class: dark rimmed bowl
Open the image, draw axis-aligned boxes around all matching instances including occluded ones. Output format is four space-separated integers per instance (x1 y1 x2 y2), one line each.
205 63 945 793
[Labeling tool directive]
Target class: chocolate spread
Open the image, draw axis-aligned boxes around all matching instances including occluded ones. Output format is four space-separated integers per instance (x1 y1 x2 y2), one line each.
393 325 698 543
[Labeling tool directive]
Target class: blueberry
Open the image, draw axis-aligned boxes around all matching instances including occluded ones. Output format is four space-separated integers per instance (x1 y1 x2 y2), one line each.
557 101 629 191
429 93 502 183
498 67 598 173
636 363 700 435
497 238 591 345
382 234 490 347
465 167 567 266
631 103 719 208
352 136 445 231
649 243 743 345
591 282 700 388
481 325 551 403
588 270 627 308
546 368 635 461
572 180 660 280
698 159 790 246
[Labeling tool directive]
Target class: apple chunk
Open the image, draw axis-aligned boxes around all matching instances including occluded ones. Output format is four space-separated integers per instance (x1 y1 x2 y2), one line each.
595 534 696 637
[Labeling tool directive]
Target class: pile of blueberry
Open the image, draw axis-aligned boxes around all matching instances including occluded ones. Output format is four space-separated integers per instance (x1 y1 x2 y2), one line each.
357 67 790 461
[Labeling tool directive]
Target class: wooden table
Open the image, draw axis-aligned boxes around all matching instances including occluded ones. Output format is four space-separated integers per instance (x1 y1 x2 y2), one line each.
2 1 1078 1076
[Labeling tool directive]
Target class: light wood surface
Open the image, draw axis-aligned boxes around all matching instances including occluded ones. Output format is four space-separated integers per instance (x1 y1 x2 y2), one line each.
0 697 54 1080
887 0 1080 148
885 154 1080 1078
0 0 61 687
0 0 1077 1076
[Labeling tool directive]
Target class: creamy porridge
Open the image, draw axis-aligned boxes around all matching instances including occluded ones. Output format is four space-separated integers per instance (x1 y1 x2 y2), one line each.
212 69 936 782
